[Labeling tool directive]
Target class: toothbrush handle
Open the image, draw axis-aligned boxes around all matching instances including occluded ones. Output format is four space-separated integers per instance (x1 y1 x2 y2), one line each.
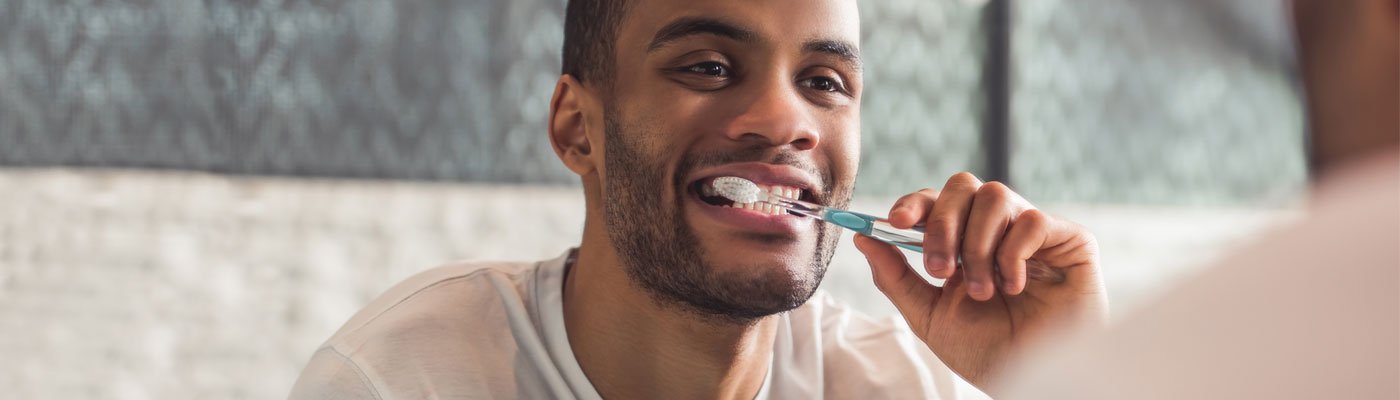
820 209 926 253
770 198 1069 283
867 219 926 253
764 197 925 252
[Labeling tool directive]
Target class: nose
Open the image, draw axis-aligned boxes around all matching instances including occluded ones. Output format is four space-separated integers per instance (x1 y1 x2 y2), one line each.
723 79 820 151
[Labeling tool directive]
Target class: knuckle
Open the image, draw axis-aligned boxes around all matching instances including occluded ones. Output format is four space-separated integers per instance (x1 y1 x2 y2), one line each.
977 181 1010 202
896 191 930 206
946 172 983 191
1019 208 1048 227
893 194 918 208
981 180 1009 193
1084 238 1102 261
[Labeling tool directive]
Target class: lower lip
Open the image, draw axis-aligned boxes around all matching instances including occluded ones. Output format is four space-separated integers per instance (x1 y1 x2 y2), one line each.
687 190 813 236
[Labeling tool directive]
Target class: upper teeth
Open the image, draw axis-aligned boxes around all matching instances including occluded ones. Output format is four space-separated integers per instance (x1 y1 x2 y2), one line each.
708 180 802 216
764 184 801 201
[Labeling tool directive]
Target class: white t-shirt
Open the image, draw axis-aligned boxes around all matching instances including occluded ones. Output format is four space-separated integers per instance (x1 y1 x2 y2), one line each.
289 249 987 399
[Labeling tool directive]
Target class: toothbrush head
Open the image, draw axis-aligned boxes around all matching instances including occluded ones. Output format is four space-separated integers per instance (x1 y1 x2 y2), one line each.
710 176 763 204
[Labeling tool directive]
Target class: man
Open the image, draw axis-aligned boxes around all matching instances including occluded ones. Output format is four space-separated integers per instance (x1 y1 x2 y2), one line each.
290 0 1106 398
998 0 1399 398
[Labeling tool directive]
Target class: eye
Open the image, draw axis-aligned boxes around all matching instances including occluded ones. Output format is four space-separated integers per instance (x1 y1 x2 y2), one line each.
800 76 842 92
686 61 731 77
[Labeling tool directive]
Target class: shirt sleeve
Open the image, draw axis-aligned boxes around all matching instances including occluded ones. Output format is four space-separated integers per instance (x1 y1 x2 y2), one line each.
288 347 382 400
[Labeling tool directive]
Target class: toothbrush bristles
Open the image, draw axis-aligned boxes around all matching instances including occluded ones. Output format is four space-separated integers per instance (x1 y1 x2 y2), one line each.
710 176 763 204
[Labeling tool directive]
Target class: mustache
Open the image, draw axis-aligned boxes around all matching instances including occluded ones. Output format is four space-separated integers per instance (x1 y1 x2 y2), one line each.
673 145 833 203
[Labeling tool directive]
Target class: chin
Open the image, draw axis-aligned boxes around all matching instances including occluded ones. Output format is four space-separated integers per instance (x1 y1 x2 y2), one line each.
700 229 818 272
696 234 824 303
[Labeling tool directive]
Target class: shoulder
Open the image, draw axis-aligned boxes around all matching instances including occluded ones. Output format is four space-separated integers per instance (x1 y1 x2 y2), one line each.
292 259 545 398
324 259 540 351
331 261 530 334
289 346 383 400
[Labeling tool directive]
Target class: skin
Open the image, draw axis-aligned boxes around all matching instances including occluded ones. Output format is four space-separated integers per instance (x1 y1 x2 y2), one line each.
547 0 1105 397
1293 0 1399 174
854 175 1107 390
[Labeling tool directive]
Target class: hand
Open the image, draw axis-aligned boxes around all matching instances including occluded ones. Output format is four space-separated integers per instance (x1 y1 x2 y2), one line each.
852 172 1108 391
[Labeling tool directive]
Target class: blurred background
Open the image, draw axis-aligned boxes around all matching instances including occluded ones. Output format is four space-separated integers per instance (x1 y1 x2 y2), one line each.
0 0 1306 398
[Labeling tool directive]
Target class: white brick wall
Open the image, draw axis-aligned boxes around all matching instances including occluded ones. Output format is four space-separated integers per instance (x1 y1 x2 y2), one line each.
0 169 1293 399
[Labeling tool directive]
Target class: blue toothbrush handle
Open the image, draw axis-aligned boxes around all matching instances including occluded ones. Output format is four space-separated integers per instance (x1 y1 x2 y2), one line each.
786 202 1067 283
823 210 926 253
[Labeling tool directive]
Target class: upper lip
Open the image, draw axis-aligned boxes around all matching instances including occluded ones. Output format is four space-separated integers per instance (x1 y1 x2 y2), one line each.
686 162 824 204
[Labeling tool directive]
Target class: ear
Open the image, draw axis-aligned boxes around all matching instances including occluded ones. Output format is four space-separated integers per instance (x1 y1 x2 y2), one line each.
549 74 599 176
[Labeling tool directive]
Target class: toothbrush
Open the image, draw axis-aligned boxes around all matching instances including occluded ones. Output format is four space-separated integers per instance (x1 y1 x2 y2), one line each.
711 176 926 253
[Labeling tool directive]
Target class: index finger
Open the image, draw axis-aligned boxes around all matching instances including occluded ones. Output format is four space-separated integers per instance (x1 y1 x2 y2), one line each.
886 188 938 229
923 172 983 279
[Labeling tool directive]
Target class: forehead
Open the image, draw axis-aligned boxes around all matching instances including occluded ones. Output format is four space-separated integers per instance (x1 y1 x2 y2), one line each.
618 0 861 50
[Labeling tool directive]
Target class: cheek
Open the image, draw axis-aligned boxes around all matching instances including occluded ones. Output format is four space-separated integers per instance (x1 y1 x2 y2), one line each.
624 88 719 144
826 123 862 181
649 96 721 137
610 107 693 205
839 131 860 170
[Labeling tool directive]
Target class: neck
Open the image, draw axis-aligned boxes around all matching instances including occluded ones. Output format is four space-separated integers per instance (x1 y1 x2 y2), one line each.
563 230 777 400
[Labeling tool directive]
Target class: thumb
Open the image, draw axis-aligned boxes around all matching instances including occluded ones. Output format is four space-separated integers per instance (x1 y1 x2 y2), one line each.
853 235 942 330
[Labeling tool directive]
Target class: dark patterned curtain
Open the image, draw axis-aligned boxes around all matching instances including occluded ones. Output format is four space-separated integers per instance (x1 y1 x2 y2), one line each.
0 0 1303 203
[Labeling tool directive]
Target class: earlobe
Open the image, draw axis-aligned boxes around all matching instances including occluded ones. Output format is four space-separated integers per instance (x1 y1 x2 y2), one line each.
549 75 597 176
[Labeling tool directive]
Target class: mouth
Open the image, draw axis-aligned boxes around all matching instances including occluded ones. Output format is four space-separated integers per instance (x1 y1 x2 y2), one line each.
682 163 824 235
690 177 815 215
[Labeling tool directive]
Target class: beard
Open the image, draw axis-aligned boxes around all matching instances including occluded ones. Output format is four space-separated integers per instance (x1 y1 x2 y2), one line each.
601 110 849 325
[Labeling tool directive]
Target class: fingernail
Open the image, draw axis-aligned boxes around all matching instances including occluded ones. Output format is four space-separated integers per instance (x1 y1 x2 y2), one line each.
890 206 911 220
924 252 948 275
968 281 988 299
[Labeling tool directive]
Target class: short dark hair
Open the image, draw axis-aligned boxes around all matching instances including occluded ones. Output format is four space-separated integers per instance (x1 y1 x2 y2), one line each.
562 0 631 86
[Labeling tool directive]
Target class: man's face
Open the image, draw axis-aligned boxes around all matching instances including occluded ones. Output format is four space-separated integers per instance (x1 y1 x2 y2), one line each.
597 0 862 321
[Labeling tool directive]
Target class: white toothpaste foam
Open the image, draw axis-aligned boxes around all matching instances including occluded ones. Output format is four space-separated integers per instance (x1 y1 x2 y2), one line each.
710 176 762 204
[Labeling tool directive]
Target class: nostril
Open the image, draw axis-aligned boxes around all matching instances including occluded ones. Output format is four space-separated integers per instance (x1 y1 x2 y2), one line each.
790 137 817 150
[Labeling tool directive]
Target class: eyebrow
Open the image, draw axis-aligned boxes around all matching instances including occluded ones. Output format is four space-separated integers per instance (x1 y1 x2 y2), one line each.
804 39 863 72
647 17 758 52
